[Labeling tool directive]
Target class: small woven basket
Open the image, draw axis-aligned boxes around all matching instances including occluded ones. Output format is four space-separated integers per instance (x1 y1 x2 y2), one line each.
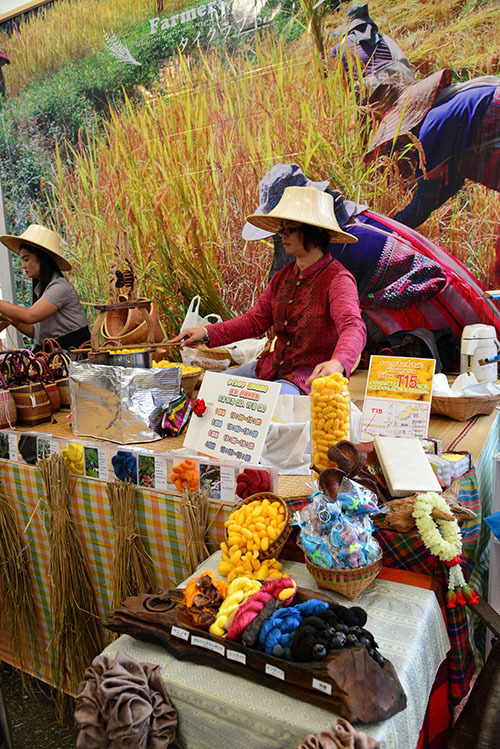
182 368 202 399
225 492 292 561
431 393 500 421
56 377 71 408
304 554 383 601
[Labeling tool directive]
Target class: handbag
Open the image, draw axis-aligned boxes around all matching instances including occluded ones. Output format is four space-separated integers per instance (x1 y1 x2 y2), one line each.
0 371 17 429
2 350 55 426
33 356 61 413
42 338 71 408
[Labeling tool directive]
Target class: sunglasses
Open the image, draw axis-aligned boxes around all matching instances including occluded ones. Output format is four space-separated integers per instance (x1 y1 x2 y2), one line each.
276 224 302 237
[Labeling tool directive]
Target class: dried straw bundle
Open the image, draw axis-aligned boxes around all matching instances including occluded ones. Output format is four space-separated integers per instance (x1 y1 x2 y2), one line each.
179 487 210 577
0 483 38 676
38 454 104 700
106 479 158 611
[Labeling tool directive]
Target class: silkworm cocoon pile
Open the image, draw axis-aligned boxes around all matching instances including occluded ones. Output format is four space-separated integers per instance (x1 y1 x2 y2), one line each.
310 372 350 471
217 541 284 582
224 498 286 553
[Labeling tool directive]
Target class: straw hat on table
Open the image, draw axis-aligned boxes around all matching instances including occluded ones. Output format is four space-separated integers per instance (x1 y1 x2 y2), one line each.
245 186 358 244
0 224 72 272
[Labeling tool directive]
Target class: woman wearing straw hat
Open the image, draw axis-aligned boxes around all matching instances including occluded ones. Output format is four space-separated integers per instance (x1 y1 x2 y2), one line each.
0 224 90 352
169 186 366 394
240 162 500 370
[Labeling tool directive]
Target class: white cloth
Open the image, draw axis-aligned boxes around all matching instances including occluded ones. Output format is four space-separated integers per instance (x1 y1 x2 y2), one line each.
102 554 450 749
260 394 312 474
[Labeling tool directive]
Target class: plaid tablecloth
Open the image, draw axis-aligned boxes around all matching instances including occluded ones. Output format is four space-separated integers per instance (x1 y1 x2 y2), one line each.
375 472 480 703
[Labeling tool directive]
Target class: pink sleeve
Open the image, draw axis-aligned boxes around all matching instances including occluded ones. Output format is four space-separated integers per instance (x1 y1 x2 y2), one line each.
207 282 274 347
328 265 367 377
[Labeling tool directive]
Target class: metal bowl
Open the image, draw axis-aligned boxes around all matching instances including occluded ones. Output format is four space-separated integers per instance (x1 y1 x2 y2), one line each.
108 349 153 368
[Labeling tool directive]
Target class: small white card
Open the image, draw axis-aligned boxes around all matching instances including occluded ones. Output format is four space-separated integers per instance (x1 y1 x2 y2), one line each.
226 649 246 665
171 625 190 641
312 678 332 695
191 635 225 656
265 663 285 681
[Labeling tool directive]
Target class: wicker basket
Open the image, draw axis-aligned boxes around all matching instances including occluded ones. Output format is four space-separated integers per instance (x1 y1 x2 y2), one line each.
225 492 292 561
304 554 383 601
431 393 500 421
182 368 202 399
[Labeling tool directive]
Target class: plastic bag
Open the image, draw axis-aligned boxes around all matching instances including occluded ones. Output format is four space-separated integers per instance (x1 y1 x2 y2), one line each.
180 296 222 331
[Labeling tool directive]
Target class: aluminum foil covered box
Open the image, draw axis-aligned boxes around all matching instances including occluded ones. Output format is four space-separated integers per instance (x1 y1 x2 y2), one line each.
69 360 182 443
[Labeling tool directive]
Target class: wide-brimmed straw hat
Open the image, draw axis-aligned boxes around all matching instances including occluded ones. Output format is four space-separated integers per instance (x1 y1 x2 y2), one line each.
365 68 451 159
242 163 330 241
246 186 358 243
0 224 72 271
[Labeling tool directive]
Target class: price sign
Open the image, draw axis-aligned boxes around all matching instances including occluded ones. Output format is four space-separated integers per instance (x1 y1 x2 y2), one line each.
183 372 280 463
361 355 435 440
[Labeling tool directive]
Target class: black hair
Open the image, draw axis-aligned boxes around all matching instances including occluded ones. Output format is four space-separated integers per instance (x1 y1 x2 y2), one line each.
300 224 331 254
22 245 64 301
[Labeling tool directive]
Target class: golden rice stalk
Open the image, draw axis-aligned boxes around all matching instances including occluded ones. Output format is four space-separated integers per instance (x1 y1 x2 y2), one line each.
106 479 158 612
179 487 210 577
0 484 38 680
38 454 104 706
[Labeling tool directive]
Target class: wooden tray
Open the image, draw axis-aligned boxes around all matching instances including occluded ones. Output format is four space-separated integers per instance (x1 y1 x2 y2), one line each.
105 585 406 724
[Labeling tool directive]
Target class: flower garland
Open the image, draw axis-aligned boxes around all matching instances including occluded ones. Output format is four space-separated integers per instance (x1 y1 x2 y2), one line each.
413 492 479 608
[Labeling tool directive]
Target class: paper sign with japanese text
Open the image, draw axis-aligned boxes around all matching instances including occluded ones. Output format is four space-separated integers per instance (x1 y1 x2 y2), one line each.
183 371 281 463
360 355 435 440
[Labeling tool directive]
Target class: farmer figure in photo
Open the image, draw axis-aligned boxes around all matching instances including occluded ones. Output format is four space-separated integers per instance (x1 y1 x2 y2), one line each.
365 69 500 280
168 186 366 394
330 3 414 94
241 163 500 367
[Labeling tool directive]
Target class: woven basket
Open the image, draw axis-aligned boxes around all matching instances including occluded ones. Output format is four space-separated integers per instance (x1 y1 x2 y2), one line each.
431 393 500 421
10 383 53 426
225 492 292 561
56 377 71 408
182 368 201 399
0 389 17 429
304 554 383 601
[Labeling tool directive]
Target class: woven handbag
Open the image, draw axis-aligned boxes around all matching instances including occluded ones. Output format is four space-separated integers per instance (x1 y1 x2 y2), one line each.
32 356 61 413
0 371 17 429
2 350 55 426
45 347 71 407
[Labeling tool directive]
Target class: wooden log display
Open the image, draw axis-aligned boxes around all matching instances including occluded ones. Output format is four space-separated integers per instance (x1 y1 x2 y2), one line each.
105 586 406 724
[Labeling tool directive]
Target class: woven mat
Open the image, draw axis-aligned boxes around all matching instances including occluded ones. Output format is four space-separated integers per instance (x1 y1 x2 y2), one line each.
277 474 313 499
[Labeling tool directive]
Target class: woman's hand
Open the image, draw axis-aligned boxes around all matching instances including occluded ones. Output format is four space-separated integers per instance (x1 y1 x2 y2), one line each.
166 326 207 348
305 359 344 387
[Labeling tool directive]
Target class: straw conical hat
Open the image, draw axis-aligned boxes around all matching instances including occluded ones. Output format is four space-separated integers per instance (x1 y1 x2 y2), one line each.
0 224 72 272
246 186 357 244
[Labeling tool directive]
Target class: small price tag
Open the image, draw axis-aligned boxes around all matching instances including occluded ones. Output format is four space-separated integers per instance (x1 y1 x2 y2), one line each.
191 635 225 656
265 663 285 681
226 649 246 665
171 625 189 641
312 678 332 695
8 433 18 460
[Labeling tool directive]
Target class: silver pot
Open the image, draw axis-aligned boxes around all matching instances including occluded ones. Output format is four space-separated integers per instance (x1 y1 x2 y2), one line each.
108 349 153 368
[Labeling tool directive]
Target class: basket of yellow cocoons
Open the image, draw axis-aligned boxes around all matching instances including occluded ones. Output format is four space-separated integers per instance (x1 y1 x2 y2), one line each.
310 372 351 472
152 359 202 398
218 493 292 583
